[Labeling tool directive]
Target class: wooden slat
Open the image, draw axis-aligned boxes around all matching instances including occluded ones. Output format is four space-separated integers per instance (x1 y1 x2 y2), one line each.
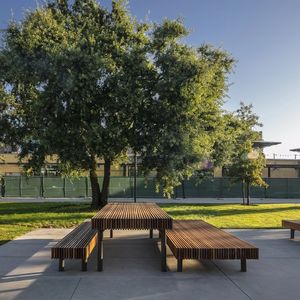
51 221 98 260
166 220 259 260
282 220 300 231
92 203 172 230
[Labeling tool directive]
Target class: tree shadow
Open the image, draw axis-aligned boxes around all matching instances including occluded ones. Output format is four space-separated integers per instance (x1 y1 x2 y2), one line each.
0 203 94 215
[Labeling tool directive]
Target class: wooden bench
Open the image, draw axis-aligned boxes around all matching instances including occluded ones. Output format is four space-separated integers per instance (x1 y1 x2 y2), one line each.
282 220 300 239
51 221 97 271
166 220 259 272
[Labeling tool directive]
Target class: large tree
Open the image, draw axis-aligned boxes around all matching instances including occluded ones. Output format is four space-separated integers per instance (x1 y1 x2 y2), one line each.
0 0 234 206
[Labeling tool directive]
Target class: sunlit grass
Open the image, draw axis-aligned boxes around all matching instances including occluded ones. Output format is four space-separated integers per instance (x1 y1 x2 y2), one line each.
160 203 300 228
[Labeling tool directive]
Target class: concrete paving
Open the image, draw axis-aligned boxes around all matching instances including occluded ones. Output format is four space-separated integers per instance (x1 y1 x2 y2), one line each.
0 228 300 300
1 197 300 204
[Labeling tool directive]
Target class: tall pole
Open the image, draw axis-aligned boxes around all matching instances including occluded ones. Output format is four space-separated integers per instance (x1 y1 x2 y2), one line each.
133 151 137 203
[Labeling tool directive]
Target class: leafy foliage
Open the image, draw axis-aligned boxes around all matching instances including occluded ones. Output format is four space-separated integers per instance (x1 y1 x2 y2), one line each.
0 0 234 203
223 103 267 204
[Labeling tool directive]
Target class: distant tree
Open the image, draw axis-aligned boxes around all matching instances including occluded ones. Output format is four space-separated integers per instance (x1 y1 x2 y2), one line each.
225 103 267 205
0 0 234 206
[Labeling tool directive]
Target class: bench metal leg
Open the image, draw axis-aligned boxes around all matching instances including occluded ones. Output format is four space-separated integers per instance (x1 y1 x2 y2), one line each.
291 229 295 239
98 230 104 272
59 258 64 272
82 258 88 271
149 229 153 239
160 229 167 272
110 229 113 239
177 258 183 272
241 258 247 272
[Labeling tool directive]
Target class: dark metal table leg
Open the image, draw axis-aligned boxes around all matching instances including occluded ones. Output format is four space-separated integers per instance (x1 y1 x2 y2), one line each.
110 229 113 238
149 229 153 239
82 258 87 271
241 258 247 272
98 230 104 271
161 229 167 272
177 258 183 272
291 229 295 239
59 258 64 271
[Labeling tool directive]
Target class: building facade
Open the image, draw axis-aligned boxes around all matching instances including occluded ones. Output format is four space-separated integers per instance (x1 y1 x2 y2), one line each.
1 153 300 178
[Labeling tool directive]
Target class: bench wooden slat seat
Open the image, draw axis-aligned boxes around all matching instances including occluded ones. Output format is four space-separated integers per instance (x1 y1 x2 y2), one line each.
166 220 259 272
51 221 97 271
282 220 300 239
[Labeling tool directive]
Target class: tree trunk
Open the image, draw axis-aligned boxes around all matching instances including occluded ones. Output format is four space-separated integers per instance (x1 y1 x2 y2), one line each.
246 182 251 205
100 159 111 206
242 180 245 205
90 156 101 208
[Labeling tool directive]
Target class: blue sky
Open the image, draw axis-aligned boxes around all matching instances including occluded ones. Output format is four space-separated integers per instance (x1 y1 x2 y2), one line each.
1 0 300 157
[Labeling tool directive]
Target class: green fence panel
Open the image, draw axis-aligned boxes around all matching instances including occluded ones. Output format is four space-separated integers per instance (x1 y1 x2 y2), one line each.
65 178 87 198
265 178 289 198
135 177 164 198
286 178 300 198
219 178 242 198
20 177 41 197
86 177 132 198
43 177 64 198
109 177 132 198
250 185 266 198
183 178 217 198
3 176 21 197
2 176 300 199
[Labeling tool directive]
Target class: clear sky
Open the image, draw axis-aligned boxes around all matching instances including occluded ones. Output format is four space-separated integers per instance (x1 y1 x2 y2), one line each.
1 0 300 158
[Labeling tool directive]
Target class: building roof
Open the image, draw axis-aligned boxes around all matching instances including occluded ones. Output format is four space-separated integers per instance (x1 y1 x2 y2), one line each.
253 141 281 148
290 148 300 153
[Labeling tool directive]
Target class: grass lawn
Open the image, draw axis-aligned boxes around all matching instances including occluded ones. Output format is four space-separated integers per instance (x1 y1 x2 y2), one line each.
1 202 300 245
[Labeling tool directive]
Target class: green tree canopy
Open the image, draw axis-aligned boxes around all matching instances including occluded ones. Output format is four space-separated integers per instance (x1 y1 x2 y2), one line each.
223 103 267 205
0 0 234 206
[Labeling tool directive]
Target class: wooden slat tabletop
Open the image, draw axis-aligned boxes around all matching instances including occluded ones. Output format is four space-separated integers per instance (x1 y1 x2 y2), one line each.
92 203 172 230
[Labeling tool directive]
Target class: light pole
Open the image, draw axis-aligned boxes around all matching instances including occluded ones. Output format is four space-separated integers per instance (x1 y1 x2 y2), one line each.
133 151 137 203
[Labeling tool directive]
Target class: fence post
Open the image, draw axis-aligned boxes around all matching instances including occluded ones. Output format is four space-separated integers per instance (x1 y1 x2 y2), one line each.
85 177 88 198
0 177 5 197
40 176 44 197
181 180 186 199
19 176 22 197
63 177 66 198
219 178 223 198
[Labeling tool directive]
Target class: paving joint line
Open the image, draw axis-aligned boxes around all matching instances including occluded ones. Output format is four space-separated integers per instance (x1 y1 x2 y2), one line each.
212 261 253 300
70 277 82 300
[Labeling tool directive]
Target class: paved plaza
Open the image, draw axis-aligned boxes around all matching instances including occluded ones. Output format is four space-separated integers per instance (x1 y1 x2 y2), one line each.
0 228 299 300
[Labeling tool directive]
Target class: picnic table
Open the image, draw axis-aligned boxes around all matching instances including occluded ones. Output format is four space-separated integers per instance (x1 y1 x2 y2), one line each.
92 203 173 272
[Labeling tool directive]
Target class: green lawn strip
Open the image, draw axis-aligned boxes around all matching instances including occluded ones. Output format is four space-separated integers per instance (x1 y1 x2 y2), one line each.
160 203 300 228
1 202 300 245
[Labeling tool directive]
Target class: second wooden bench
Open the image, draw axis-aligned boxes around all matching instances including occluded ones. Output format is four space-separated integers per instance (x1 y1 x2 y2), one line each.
282 220 300 239
166 220 259 272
